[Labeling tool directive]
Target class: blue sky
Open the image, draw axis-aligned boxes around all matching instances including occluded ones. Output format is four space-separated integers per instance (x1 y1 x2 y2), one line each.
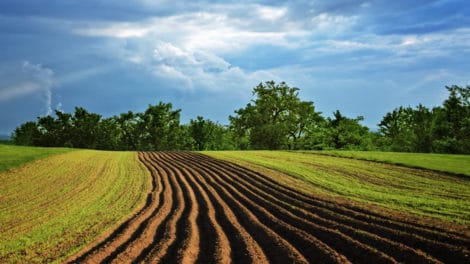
1 0 469 135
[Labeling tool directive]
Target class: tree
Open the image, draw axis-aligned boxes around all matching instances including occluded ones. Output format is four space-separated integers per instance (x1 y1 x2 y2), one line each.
411 104 433 152
96 117 120 150
140 102 182 150
12 121 39 146
432 85 470 153
230 81 319 150
324 110 371 150
286 101 323 149
71 107 102 149
379 106 415 152
189 116 214 151
116 111 140 150
55 110 73 147
36 115 61 147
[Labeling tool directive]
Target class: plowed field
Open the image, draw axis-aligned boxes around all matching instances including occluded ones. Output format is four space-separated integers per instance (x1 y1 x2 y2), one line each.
68 152 470 264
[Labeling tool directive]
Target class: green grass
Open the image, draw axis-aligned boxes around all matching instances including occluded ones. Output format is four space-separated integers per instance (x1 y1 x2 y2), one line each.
0 150 150 263
303 150 470 177
0 144 73 173
204 151 470 225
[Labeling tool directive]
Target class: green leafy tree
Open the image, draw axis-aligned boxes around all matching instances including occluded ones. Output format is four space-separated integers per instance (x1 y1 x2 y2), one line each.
12 121 39 146
379 106 415 152
189 116 220 151
116 111 140 150
55 110 74 147
230 81 318 150
432 85 470 153
96 117 120 150
325 110 371 150
71 107 102 149
140 102 182 150
36 115 62 147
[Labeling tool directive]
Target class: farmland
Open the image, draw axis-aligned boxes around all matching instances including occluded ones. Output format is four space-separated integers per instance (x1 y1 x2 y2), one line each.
68 152 469 263
205 151 470 225
0 144 72 173
0 150 150 263
302 150 470 176
1 148 469 263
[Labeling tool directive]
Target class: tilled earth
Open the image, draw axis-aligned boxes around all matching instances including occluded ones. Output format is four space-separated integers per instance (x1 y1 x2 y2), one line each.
67 152 470 263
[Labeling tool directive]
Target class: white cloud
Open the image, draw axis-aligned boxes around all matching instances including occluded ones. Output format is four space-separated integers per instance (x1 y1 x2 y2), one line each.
74 22 152 38
72 5 307 54
68 5 312 94
257 5 287 21
0 61 55 115
67 3 470 100
310 13 357 33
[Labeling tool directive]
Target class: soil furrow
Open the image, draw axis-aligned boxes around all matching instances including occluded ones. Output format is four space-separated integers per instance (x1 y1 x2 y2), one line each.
165 152 339 264
174 152 399 263
69 151 469 264
191 153 470 263
179 153 440 264
164 152 270 263
154 156 199 264
190 153 470 245
162 157 231 263
134 153 186 263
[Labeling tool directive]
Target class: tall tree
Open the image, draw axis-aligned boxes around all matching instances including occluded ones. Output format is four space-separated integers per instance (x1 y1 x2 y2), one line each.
140 102 182 150
12 121 39 146
379 106 415 152
189 116 214 151
230 81 318 150
71 107 102 149
325 110 371 150
432 85 470 153
116 111 140 150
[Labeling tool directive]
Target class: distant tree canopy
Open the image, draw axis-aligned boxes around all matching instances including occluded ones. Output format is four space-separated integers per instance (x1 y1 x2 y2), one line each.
12 82 470 153
379 85 470 154
229 81 371 150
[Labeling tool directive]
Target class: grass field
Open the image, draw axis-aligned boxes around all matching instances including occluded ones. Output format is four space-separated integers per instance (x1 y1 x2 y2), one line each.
0 144 73 173
0 149 150 263
303 150 470 176
204 151 470 225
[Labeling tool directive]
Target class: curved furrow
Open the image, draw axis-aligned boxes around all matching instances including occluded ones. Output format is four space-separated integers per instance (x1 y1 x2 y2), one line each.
165 152 346 264
65 152 163 263
162 153 310 264
173 152 400 264
179 153 440 264
132 153 186 263
153 154 200 264
167 152 336 262
107 152 179 263
70 151 468 264
191 153 470 263
199 154 470 262
182 154 437 263
162 153 270 263
158 153 231 263
197 153 469 243
191 153 470 246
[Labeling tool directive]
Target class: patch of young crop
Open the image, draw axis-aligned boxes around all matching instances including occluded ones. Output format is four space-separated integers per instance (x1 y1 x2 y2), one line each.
304 150 470 177
0 144 73 173
204 151 470 225
0 150 150 263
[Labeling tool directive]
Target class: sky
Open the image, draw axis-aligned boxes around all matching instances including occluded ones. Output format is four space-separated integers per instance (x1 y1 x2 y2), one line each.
1 0 470 135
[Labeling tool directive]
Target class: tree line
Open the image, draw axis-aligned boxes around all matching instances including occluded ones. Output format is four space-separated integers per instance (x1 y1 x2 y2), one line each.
12 81 470 154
